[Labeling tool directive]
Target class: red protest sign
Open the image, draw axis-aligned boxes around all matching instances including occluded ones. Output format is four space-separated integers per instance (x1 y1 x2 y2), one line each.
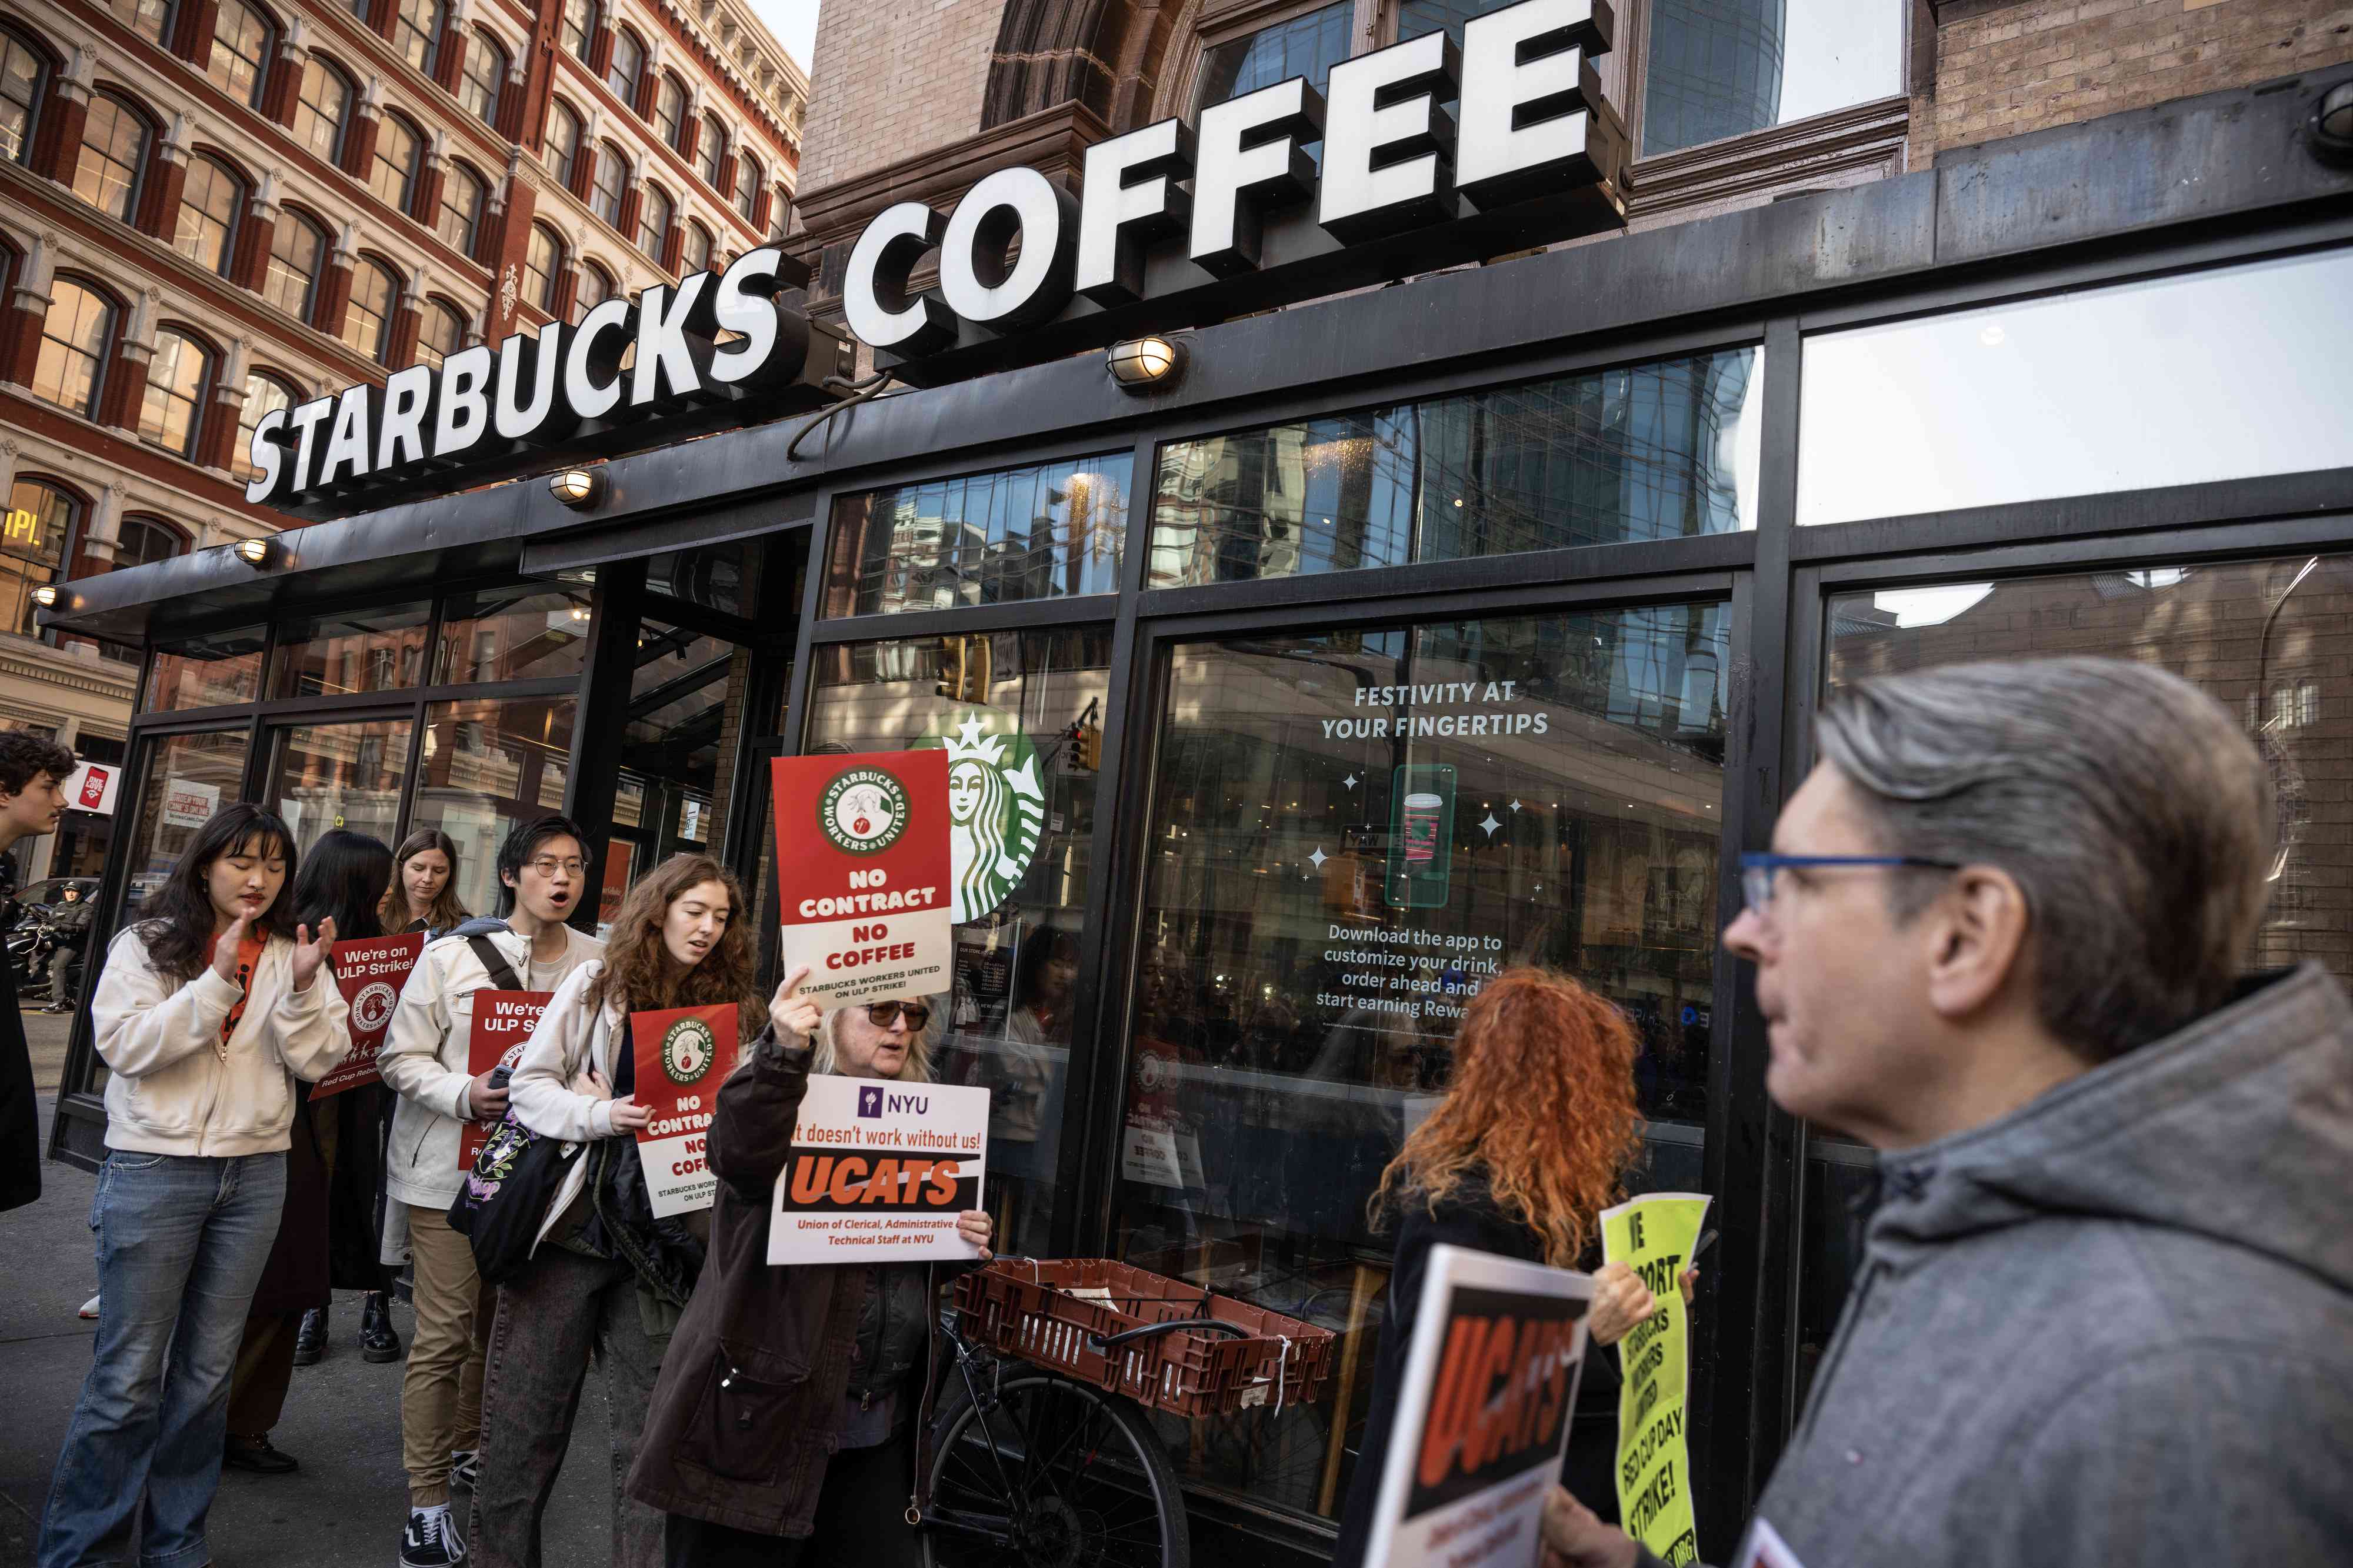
311 932 426 1099
629 1004 741 1219
771 750 954 1005
459 989 550 1169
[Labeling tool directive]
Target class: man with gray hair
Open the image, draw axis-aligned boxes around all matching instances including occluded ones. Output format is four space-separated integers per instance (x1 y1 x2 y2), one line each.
1542 656 2353 1568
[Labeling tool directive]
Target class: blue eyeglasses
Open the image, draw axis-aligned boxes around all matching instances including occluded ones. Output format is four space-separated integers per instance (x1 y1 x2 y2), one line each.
1738 852 1962 918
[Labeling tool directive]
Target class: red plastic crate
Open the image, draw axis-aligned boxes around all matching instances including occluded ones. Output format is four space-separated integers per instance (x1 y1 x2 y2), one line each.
952 1259 1336 1419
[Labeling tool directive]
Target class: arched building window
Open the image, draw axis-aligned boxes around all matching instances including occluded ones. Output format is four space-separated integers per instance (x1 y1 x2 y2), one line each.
265 209 325 319
589 140 628 226
653 72 686 149
575 259 615 321
680 219 711 276
115 515 188 572
524 222 564 312
1 478 78 637
115 0 174 47
636 181 671 258
732 151 759 222
561 0 599 64
138 329 214 456
370 111 422 211
343 256 399 363
174 152 246 274
32 278 114 418
458 29 506 124
606 27 644 105
414 299 464 368
208 0 276 109
545 98 584 188
1 28 49 166
394 0 444 76
294 54 353 161
695 113 724 186
74 91 151 223
437 161 486 257
235 371 301 482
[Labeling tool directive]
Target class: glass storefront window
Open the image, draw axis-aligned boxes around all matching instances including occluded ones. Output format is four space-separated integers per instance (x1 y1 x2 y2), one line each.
609 620 742 906
411 696 575 918
803 628 1114 1258
1115 602 1729 1519
432 586 595 684
1644 0 1903 158
1797 248 2353 526
119 725 253 954
646 540 756 618
1794 552 2353 1412
822 455 1130 617
269 602 431 698
146 626 266 712
268 718 414 857
1195 1 1351 164
1149 348 1760 589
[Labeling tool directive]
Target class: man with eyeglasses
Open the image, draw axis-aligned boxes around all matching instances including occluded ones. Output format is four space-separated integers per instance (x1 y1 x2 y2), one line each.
1539 658 2352 1568
379 815 605 1567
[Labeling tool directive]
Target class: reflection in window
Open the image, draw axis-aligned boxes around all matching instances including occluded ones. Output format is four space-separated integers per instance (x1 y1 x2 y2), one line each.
1 30 44 165
116 0 174 42
1397 0 1521 46
2 479 76 636
524 223 565 312
343 258 399 364
235 373 298 482
732 152 759 222
695 113 725 186
458 29 505 124
414 301 464 369
174 154 244 274
611 619 741 903
395 0 443 75
1644 0 1902 157
146 625 267 711
32 279 113 418
575 261 616 319
414 696 576 918
1195 2 1351 162
437 162 486 257
646 541 754 616
269 602 431 698
804 628 1116 1259
546 99 584 189
121 729 252 934
824 455 1130 616
653 72 686 149
1115 605 1727 1518
561 0 597 62
271 717 415 854
606 26 644 104
432 586 594 683
138 329 211 457
637 182 673 258
589 141 628 226
1152 349 1759 588
265 212 325 320
1798 248 2353 526
74 93 148 223
371 114 422 211
208 0 274 109
295 55 352 162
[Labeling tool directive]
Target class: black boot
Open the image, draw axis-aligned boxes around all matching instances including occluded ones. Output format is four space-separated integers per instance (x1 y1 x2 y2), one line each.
224 1432 299 1473
360 1290 403 1363
292 1305 328 1366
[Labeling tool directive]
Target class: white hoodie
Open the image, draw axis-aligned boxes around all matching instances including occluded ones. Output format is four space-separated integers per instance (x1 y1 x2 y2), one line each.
378 922 602 1212
505 959 632 1258
94 925 352 1157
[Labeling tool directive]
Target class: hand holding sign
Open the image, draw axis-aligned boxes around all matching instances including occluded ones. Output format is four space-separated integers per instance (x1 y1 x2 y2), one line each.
956 1208 993 1260
1540 1486 1641 1568
608 1094 654 1132
771 965 821 1039
1588 1260 1661 1347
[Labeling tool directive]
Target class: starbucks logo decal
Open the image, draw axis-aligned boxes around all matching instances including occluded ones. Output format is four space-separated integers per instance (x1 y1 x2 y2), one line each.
818 766 911 855
922 714 1046 924
660 1016 719 1086
352 980 399 1035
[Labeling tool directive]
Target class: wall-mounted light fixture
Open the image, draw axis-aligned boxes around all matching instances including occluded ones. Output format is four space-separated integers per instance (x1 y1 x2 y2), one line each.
30 585 59 609
2314 82 2353 165
1106 335 1187 393
548 468 606 509
234 536 274 567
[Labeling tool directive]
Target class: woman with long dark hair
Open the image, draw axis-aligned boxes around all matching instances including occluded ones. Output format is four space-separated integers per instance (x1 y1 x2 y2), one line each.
469 854 788 1568
381 827 468 936
223 831 401 1474
39 805 349 1568
1329 968 1693 1568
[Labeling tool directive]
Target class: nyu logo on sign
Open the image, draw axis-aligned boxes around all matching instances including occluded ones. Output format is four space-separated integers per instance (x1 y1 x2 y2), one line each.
857 1085 885 1119
842 0 1622 384
855 1085 934 1117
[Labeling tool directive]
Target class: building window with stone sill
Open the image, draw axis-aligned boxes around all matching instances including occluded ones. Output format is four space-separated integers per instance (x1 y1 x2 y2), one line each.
137 327 214 459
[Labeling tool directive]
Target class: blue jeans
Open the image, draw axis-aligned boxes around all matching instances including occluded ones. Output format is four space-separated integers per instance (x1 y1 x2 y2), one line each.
39 1150 286 1568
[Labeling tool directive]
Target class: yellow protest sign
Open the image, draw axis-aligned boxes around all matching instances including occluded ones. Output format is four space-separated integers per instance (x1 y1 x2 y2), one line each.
1601 1192 1711 1567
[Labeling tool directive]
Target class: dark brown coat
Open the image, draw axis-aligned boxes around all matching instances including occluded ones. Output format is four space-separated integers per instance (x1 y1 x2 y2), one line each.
626 1029 944 1537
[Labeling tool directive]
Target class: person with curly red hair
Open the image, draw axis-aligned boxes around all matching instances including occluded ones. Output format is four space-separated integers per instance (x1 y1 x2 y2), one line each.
1331 966 1693 1568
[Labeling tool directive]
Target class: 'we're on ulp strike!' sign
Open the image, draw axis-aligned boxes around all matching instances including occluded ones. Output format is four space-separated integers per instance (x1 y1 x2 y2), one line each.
311 933 426 1099
460 990 550 1169
770 750 953 1005
629 1003 742 1219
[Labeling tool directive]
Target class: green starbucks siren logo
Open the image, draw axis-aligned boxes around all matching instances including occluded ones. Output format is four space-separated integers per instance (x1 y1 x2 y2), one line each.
818 766 911 856
660 1016 719 1086
920 713 1046 923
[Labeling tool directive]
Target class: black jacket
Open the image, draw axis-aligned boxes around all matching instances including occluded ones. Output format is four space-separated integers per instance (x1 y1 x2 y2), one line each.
1330 1171 1622 1568
1 954 36 1212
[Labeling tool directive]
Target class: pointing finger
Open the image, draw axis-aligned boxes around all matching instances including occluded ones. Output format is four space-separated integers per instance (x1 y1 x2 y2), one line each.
782 965 811 997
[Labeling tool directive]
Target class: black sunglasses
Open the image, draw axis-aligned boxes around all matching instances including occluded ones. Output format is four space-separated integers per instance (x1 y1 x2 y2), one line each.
862 1001 932 1030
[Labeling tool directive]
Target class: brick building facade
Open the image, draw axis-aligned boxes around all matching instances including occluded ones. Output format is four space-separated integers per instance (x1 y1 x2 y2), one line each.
0 0 805 882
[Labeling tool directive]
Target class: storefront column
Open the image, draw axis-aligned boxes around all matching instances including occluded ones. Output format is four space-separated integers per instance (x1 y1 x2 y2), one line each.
563 562 645 907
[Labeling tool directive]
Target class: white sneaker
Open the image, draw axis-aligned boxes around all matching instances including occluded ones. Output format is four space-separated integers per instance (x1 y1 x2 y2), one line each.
449 1448 478 1491
78 1294 99 1320
400 1503 465 1567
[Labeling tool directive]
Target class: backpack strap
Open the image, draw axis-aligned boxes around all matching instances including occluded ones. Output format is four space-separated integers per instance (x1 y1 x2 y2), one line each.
466 934 526 993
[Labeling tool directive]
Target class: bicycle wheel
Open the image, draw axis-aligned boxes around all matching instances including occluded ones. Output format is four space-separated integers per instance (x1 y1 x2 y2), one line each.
922 1372 1191 1568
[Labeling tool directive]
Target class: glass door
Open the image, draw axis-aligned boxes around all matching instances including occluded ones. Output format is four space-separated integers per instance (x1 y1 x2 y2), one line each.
266 716 417 858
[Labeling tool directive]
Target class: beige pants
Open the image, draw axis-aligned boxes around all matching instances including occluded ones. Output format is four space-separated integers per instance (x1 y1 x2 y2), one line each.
400 1201 494 1508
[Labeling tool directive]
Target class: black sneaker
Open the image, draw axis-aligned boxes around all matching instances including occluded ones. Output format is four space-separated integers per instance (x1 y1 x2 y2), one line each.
294 1306 328 1366
400 1503 465 1567
223 1433 299 1474
361 1291 403 1363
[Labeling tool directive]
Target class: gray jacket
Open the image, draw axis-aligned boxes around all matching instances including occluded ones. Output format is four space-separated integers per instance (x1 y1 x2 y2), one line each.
1732 963 2353 1568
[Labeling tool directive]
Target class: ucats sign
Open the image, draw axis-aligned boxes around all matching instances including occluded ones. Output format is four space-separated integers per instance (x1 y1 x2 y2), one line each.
770 749 955 1005
767 1075 990 1265
241 248 850 518
845 0 1622 384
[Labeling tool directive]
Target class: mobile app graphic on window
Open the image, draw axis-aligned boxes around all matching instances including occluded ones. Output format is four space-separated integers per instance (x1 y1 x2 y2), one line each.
1387 763 1455 909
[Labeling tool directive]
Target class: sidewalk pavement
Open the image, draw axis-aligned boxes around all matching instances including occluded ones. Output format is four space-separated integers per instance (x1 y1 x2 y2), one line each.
1 1086 615 1568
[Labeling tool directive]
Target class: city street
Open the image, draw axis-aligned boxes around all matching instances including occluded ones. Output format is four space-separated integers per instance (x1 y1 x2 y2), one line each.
1 1013 613 1568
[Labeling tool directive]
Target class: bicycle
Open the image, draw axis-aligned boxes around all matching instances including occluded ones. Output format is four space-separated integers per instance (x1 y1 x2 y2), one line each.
916 1260 1336 1568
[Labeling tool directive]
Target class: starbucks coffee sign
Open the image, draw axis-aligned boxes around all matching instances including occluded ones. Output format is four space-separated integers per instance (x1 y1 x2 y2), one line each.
845 0 1623 385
